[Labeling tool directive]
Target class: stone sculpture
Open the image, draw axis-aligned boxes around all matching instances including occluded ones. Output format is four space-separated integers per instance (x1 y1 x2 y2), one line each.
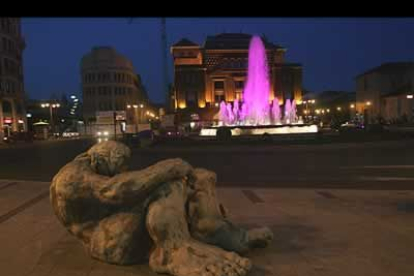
50 141 273 276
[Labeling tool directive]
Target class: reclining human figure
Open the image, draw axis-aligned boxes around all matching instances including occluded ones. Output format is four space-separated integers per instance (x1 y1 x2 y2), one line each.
50 141 273 276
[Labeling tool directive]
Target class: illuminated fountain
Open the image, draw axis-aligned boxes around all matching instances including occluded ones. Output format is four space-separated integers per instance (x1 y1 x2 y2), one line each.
200 35 318 137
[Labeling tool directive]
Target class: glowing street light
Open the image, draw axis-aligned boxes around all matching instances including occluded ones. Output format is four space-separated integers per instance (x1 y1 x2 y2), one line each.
366 101 371 106
41 102 60 133
407 94 413 99
350 104 355 109
337 107 342 111
133 104 138 109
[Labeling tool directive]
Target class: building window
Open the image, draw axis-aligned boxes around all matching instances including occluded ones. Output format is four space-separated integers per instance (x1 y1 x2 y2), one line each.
214 81 225 102
2 38 6 52
4 58 8 73
186 91 198 107
2 100 12 113
214 81 224 90
235 81 244 90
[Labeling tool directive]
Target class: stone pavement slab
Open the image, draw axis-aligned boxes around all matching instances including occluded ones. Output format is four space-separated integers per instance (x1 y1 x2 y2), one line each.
1 180 414 276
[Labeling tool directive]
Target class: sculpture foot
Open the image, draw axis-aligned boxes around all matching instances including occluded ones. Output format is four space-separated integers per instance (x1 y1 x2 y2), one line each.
149 239 251 276
192 218 273 254
246 226 273 249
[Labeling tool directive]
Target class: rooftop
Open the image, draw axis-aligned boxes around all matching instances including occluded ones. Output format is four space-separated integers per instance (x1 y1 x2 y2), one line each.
172 38 199 47
356 62 414 79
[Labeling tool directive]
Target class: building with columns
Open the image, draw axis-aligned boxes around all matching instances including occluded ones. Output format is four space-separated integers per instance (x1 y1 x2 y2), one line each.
0 18 27 141
81 47 150 131
171 33 303 122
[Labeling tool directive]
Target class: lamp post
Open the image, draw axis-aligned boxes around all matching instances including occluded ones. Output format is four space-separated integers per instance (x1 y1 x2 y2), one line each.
41 102 60 135
407 95 413 121
127 103 145 133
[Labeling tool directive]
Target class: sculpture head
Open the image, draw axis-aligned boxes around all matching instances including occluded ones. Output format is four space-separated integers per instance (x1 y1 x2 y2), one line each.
88 141 131 177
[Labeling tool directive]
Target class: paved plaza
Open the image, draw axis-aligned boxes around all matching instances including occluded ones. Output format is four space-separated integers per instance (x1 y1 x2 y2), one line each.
1 179 414 276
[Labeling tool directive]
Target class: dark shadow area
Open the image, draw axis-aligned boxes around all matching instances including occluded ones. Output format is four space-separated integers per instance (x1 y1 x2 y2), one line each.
396 200 414 213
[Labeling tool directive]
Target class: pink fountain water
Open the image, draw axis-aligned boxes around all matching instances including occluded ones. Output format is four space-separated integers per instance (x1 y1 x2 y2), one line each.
218 35 298 126
243 36 271 125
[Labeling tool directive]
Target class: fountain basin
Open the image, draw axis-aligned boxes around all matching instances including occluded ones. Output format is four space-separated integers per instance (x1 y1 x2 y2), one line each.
200 124 318 137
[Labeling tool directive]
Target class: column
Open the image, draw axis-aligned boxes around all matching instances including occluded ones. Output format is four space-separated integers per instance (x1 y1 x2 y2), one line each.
0 100 4 142
22 99 27 132
10 99 18 132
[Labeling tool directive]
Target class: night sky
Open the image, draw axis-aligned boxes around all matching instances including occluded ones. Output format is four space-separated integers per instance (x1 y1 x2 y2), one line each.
22 17 414 104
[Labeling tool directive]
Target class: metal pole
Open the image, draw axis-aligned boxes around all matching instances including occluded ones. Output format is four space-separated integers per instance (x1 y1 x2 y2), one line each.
113 111 117 141
49 106 54 135
135 108 138 133
161 18 169 109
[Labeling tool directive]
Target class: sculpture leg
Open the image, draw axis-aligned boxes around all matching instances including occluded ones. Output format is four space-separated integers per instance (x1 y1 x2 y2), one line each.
87 211 152 265
188 168 273 254
146 179 251 276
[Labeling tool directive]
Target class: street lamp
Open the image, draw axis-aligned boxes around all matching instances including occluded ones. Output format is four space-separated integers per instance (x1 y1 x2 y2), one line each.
41 101 60 135
127 103 144 131
407 94 413 99
337 107 341 111
350 104 355 109
366 101 371 106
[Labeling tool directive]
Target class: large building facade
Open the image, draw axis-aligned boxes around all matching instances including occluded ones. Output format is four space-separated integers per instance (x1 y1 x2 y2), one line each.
171 33 303 122
0 18 26 141
356 62 414 123
81 47 148 128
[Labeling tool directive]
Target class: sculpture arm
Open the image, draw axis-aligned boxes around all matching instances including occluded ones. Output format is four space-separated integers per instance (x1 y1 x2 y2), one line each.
92 158 193 204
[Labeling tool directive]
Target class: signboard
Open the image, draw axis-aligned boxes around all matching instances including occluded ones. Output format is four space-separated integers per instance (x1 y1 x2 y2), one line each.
161 114 175 127
96 111 126 124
